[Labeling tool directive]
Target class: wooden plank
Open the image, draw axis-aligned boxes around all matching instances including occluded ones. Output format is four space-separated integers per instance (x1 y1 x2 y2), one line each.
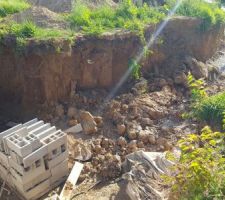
59 162 83 200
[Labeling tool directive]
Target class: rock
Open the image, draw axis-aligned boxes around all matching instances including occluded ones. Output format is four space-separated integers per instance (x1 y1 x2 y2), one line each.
132 78 148 95
117 124 126 135
185 56 208 79
55 104 64 117
174 72 188 87
137 141 145 148
68 119 78 127
138 130 149 144
117 137 127 147
80 111 98 134
127 129 137 140
93 145 102 154
148 134 156 145
157 138 173 151
67 107 78 119
140 118 153 127
128 140 137 149
94 116 103 127
147 107 165 120
101 138 109 149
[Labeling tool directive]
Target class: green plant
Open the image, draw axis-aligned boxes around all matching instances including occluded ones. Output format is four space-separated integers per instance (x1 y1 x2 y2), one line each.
166 0 225 30
128 58 141 79
0 0 29 18
165 126 225 200
67 0 165 36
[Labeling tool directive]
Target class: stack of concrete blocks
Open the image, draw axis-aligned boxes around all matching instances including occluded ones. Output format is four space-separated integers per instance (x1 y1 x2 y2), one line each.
0 119 69 200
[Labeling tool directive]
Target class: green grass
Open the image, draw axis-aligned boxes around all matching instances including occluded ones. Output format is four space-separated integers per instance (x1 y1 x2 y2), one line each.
0 0 29 18
195 92 225 128
67 0 165 36
166 0 225 30
0 21 73 39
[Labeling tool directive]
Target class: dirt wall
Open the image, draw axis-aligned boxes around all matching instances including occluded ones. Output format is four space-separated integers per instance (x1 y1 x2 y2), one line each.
0 16 223 109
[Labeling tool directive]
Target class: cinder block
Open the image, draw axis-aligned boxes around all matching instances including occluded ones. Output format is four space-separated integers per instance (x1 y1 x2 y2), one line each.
19 179 51 200
37 126 57 140
10 161 46 185
48 150 68 169
0 162 9 181
12 167 51 191
27 121 44 132
0 151 9 168
30 123 51 136
50 159 69 185
23 145 48 167
1 124 23 153
0 119 69 200
42 131 67 154
7 136 33 158
23 118 38 127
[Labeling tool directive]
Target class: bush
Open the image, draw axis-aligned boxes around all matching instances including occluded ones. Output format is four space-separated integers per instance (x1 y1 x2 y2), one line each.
0 0 29 18
166 0 225 30
165 126 225 200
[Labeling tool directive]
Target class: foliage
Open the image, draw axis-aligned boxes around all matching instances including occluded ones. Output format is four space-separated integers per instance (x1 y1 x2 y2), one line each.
185 73 225 129
196 91 225 129
165 0 225 30
128 58 141 80
165 126 225 200
67 0 165 36
0 0 29 18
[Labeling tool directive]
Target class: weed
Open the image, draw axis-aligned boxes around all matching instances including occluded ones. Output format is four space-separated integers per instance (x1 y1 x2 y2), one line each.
0 0 29 18
128 58 141 80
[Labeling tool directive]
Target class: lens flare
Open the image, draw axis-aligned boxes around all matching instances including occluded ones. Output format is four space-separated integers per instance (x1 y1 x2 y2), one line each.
99 1 183 113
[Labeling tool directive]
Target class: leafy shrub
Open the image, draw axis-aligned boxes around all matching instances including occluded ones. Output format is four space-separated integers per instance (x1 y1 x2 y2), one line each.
165 126 225 200
166 0 225 30
128 58 141 79
0 0 29 18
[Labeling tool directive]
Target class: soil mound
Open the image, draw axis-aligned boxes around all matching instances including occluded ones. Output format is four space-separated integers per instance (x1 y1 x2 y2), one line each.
9 6 69 29
28 0 117 13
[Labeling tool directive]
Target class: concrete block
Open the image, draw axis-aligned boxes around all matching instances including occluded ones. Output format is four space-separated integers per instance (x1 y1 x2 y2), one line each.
27 121 44 132
0 162 9 181
42 131 67 154
30 123 51 136
11 167 51 191
0 151 9 168
23 145 48 167
7 136 33 158
10 161 46 185
0 124 23 152
23 118 38 127
20 179 51 200
50 159 69 185
48 150 68 169
37 126 57 140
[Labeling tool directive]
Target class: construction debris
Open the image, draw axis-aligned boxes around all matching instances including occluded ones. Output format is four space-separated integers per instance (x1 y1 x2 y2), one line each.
0 118 69 200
